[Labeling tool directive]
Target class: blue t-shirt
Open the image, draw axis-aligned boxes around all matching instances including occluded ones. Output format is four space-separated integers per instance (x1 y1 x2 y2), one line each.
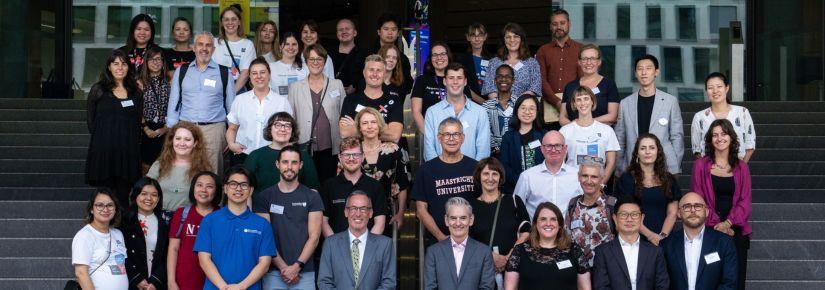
410 156 478 235
194 206 276 290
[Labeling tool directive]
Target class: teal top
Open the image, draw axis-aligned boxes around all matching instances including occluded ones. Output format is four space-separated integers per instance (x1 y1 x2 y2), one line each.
244 145 321 194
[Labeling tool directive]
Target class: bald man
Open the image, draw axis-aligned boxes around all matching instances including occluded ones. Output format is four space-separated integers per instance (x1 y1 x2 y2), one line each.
660 192 738 290
513 130 582 218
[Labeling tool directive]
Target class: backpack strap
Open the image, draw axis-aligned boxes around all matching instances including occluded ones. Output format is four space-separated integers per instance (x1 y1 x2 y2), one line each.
174 205 192 238
175 64 191 112
219 65 229 113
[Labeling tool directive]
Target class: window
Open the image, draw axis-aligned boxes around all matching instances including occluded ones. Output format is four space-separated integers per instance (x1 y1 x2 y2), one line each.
631 46 648 82
83 48 114 87
678 87 705 102
140 7 163 42
662 47 682 82
583 4 596 39
204 7 221 36
601 45 616 81
678 6 697 40
617 5 630 39
709 6 738 34
694 48 712 84
73 6 95 43
647 6 661 39
106 6 133 43
172 7 195 25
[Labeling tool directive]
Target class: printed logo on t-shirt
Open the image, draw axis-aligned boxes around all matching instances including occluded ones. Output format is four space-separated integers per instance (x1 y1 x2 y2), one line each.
292 202 308 207
110 253 127 275
243 228 262 235
185 224 199 237
433 176 474 196
332 198 346 204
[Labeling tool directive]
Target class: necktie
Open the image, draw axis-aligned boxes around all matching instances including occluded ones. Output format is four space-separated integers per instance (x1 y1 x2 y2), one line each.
352 238 361 286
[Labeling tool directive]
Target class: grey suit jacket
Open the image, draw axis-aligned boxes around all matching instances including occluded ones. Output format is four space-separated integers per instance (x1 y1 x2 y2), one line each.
287 77 346 154
317 231 396 290
615 89 684 174
423 237 495 290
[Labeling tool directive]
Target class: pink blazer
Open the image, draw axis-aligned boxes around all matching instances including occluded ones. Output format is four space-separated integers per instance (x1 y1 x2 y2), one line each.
690 156 752 236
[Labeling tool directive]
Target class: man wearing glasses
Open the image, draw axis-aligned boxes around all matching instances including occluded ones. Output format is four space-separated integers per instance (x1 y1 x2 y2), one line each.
514 130 582 219
413 117 479 248
252 145 324 290
317 192 396 289
593 196 670 290
662 192 737 290
422 62 491 161
319 137 388 237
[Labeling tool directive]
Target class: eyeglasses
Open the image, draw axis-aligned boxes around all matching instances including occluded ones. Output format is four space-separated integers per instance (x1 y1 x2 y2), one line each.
495 74 514 80
340 152 364 160
273 122 292 130
307 57 325 63
580 57 600 63
148 57 164 63
541 144 565 151
439 132 463 140
616 212 642 220
346 206 372 213
226 181 250 190
681 203 706 212
93 203 116 211
431 52 448 59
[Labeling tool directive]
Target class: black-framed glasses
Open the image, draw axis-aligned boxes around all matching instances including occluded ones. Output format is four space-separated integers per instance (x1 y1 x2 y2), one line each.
346 206 372 213
616 212 642 220
340 153 364 160
93 203 116 211
226 181 250 190
273 122 292 130
541 144 565 151
680 203 706 212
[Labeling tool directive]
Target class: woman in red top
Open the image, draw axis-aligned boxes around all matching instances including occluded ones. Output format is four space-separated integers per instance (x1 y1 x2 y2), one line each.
166 171 221 290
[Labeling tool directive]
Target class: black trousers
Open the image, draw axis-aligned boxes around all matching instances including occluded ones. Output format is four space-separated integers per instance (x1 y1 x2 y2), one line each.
733 229 750 290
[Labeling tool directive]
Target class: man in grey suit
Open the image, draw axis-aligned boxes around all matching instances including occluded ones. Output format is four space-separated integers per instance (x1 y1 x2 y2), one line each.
317 191 396 290
424 197 495 290
615 54 683 175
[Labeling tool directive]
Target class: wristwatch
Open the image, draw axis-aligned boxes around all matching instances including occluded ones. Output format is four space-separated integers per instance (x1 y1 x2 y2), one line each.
296 260 306 269
659 232 669 238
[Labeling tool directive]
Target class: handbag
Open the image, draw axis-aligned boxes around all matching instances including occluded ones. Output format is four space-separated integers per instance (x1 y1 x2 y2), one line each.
42 70 71 99
64 232 112 290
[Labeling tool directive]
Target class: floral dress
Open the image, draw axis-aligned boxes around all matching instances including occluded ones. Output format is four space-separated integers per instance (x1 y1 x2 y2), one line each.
362 142 412 217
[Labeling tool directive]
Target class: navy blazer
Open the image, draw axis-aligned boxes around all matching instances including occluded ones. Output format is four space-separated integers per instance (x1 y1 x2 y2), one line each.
661 228 737 290
592 237 670 290
499 128 545 194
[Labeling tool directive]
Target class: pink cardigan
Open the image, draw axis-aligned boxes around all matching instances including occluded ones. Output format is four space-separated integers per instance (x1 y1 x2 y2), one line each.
690 156 753 236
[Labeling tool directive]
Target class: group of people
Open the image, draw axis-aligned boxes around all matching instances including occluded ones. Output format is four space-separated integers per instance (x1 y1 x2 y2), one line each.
74 5 755 290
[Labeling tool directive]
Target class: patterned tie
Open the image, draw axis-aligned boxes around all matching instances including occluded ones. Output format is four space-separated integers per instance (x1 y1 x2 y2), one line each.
352 238 361 286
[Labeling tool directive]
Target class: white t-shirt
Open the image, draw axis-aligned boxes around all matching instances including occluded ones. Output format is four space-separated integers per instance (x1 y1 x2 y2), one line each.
212 38 256 75
269 60 309 97
227 89 294 154
559 120 621 168
71 224 129 290
137 213 158 274
262 51 277 63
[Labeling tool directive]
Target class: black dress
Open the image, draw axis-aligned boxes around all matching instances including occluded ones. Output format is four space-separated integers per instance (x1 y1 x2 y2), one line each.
616 172 682 234
470 194 531 255
85 84 142 185
505 243 590 290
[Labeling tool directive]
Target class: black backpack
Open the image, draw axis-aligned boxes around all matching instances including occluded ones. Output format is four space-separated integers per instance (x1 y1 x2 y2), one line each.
174 64 230 113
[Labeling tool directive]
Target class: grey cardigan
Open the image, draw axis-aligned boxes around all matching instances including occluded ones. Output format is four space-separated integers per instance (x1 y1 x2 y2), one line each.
287 77 346 154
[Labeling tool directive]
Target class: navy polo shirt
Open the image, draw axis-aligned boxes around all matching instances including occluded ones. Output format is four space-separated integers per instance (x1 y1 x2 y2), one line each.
194 206 276 290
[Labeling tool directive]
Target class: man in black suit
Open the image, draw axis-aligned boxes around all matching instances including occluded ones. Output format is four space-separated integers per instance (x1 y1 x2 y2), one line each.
661 192 737 290
593 196 669 290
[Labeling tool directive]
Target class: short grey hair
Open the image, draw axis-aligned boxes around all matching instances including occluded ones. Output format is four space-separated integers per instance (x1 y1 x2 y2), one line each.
578 158 605 177
438 117 463 134
194 31 215 43
346 190 372 207
444 196 473 217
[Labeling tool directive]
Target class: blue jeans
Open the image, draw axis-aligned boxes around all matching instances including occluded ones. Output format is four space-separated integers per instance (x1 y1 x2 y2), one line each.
262 270 315 290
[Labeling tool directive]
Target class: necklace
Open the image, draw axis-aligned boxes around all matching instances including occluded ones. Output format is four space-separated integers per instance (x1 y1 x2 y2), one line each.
712 163 730 170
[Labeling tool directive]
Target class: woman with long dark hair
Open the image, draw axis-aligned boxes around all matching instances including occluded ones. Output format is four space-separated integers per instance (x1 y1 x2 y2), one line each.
120 177 169 290
138 46 170 172
85 49 143 207
118 14 158 74
691 72 756 162
498 94 546 194
481 23 542 99
269 32 307 98
692 119 752 290
616 133 680 245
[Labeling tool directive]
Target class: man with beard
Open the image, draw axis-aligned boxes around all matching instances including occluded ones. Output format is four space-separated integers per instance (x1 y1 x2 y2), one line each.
319 137 388 236
253 145 324 290
565 158 616 267
662 192 737 290
535 9 582 131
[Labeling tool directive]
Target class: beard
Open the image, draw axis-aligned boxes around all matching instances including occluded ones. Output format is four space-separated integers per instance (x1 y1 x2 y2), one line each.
553 29 568 40
281 170 298 182
683 214 706 229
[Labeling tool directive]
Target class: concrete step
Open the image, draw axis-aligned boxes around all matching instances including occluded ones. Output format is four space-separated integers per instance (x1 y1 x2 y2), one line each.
678 175 825 190
0 279 68 290
0 121 87 134
0 99 85 110
0 187 93 201
680 136 825 149
678 111 825 124
681 124 825 136
745 281 825 290
750 240 825 260
0 201 86 219
748 260 825 280
0 173 87 187
751 221 825 240
752 203 825 221
752 189 825 203
679 101 825 112
0 134 88 147
0 159 85 174
0 238 71 257
680 161 825 176
0 219 84 239
0 257 73 278
0 146 86 160
682 148 825 161
0 109 86 121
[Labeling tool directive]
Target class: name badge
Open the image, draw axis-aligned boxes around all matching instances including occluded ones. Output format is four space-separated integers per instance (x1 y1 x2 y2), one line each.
330 90 341 98
203 78 217 88
502 106 514 117
270 204 285 215
480 59 490 68
513 62 524 71
570 220 584 229
278 86 289 96
120 100 134 107
355 104 367 112
591 86 601 95
461 120 471 129
528 140 541 149
556 259 573 269
493 246 500 255
658 117 669 126
704 252 721 264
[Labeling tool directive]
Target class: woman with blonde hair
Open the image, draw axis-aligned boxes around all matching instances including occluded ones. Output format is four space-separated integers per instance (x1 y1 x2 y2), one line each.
212 4 256 92
254 20 281 63
147 121 213 214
